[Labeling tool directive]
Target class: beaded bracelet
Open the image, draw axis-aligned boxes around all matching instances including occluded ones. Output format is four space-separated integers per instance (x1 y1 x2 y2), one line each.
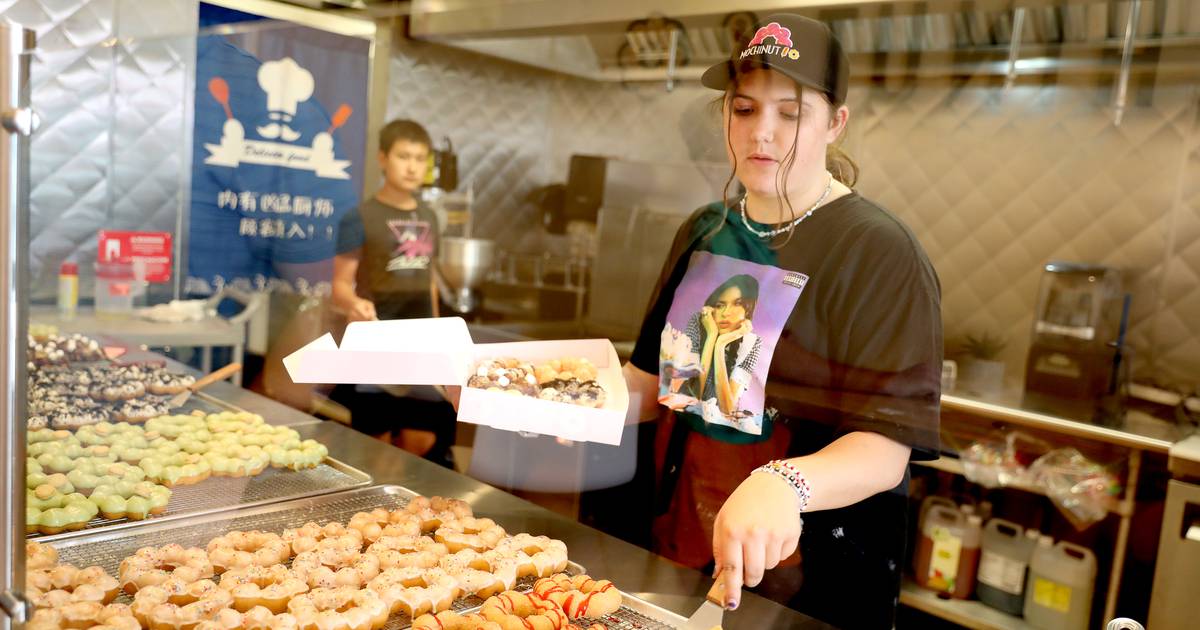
751 459 812 512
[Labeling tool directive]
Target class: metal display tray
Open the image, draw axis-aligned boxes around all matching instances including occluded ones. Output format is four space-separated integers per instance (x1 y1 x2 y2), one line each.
44 485 687 629
32 457 372 542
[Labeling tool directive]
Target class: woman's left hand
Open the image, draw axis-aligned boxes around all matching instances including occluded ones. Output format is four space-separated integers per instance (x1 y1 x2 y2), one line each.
711 472 801 608
716 319 753 346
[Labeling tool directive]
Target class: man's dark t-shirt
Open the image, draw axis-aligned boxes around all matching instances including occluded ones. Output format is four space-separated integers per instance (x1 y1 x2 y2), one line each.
336 197 439 319
630 192 942 628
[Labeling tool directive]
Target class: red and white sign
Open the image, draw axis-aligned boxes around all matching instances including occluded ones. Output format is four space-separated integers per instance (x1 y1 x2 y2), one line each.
97 230 173 283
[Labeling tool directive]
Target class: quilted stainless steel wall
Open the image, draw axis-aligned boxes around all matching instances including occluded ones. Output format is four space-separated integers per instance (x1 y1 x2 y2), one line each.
0 0 197 300
389 38 1199 387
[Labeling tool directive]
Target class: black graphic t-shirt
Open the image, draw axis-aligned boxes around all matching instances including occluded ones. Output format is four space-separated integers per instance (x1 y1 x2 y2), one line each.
336 197 439 319
632 192 942 454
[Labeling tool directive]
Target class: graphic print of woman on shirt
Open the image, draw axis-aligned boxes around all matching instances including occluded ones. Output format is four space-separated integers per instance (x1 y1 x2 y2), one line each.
684 274 763 419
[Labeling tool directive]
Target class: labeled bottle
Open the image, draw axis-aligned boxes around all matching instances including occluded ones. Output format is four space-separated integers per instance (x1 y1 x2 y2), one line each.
977 518 1036 615
915 505 980 598
57 261 78 319
1025 538 1097 630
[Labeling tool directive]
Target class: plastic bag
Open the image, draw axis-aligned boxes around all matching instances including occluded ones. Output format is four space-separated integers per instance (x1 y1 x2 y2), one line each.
960 430 1050 488
1030 448 1122 530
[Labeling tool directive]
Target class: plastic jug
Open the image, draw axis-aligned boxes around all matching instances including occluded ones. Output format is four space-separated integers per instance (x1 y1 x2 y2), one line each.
978 518 1036 615
1025 540 1097 630
914 505 980 598
914 496 957 573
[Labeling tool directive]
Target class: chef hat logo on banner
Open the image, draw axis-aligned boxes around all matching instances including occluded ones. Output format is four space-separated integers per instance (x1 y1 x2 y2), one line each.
257 58 315 142
203 56 353 180
747 22 793 48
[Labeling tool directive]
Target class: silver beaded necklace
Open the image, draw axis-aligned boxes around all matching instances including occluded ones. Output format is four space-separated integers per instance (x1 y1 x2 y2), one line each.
738 176 834 238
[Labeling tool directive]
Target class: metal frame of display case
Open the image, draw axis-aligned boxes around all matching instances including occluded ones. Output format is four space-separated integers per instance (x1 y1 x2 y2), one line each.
0 19 35 628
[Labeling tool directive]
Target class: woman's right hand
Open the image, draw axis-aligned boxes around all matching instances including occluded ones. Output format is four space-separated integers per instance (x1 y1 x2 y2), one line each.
346 297 377 322
701 306 718 337
712 472 802 608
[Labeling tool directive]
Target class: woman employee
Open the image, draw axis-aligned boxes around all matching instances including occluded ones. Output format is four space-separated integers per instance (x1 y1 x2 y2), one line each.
624 15 942 628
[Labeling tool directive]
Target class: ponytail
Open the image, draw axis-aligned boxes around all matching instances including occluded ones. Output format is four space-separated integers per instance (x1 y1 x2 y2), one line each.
826 141 858 188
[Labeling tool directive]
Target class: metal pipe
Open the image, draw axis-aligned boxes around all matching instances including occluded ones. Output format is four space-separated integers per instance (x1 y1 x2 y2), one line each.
0 20 35 628
1105 448 1142 623
1113 0 1142 125
1004 7 1026 91
665 28 678 92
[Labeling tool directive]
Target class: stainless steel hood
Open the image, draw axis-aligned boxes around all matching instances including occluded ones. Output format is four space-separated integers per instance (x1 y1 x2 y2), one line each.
397 0 1200 82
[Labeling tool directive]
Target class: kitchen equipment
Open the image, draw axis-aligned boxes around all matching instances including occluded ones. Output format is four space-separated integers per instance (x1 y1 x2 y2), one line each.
564 154 607 225
1025 539 1097 630
1148 434 1200 629
168 361 243 408
683 577 736 630
1023 261 1123 421
437 236 495 316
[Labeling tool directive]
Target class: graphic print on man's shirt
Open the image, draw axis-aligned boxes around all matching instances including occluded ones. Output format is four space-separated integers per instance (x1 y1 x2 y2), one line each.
658 252 807 434
385 219 433 272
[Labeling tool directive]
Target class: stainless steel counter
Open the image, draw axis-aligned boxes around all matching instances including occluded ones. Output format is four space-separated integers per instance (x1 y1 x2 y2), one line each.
292 420 831 629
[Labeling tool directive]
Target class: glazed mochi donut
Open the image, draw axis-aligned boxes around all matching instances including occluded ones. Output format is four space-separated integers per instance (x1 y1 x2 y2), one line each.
437 549 519 598
193 606 303 630
366 566 459 617
411 611 502 630
283 522 364 556
217 564 308 614
434 517 507 553
131 578 235 630
206 530 292 573
365 534 448 570
347 508 420 543
286 586 390 630
26 541 59 570
290 537 381 589
26 563 120 608
26 602 141 630
532 573 622 619
493 534 569 577
118 544 215 594
402 496 473 533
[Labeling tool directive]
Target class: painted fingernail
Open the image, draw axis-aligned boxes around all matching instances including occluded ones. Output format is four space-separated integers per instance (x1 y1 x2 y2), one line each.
727 599 739 610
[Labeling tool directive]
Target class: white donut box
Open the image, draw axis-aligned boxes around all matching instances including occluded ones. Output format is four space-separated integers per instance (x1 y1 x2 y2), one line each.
283 317 629 445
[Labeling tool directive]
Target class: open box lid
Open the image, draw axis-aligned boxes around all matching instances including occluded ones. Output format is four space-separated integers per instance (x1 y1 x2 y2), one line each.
283 317 474 386
283 317 630 445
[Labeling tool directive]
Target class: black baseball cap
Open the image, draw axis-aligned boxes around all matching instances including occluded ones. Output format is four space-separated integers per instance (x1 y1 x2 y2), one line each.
701 14 849 105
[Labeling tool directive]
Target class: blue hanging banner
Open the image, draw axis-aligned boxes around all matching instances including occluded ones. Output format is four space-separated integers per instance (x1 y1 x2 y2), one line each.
187 9 368 296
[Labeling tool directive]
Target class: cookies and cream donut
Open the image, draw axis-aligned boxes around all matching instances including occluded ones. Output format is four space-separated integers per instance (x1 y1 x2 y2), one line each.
535 378 607 408
466 359 539 397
